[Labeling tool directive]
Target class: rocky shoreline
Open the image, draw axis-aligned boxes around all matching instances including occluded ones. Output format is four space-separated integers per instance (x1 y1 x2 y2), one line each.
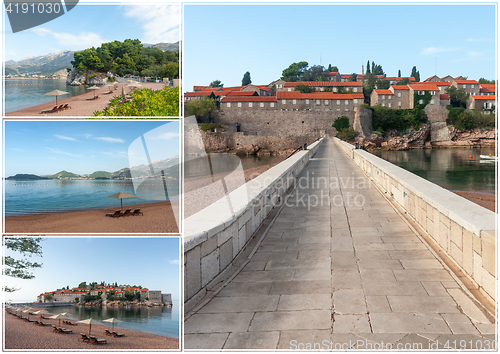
357 125 496 151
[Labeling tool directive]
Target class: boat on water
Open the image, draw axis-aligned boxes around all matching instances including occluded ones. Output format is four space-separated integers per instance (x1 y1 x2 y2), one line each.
480 155 498 160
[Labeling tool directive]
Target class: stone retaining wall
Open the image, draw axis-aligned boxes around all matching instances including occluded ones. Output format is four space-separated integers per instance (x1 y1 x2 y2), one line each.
184 138 324 309
335 138 496 302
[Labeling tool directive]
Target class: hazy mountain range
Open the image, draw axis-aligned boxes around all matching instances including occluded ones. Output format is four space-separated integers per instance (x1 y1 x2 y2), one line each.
4 41 180 77
6 156 179 180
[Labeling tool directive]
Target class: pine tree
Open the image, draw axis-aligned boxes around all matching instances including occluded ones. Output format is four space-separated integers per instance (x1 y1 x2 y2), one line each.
242 71 252 86
366 60 371 74
398 70 401 77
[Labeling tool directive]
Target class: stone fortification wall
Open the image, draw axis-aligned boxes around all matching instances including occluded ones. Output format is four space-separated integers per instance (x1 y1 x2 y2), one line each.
335 138 496 303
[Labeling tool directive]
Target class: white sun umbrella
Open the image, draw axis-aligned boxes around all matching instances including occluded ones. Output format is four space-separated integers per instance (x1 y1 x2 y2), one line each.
87 85 100 98
22 308 34 320
33 309 50 318
77 318 100 336
108 191 137 211
102 317 123 331
44 89 69 105
49 312 68 327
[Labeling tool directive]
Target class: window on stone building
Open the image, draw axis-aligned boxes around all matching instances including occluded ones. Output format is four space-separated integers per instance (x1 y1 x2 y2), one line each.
345 109 349 112
337 100 340 105
354 88 357 92
354 99 358 104
238 102 242 108
306 99 309 104
282 100 286 104
325 100 329 105
382 95 385 99
293 100 296 104
463 85 466 89
430 99 434 105
249 102 253 108
398 92 401 97
382 103 385 107
345 100 348 105
260 102 264 107
316 100 320 105
388 103 391 108
471 85 474 88
333 88 337 92
419 99 423 104
388 96 391 99
270 102 275 107
398 101 401 107
337 109 341 112
227 103 231 107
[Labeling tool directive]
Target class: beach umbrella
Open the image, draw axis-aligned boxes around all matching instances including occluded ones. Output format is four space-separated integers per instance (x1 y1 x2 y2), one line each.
49 313 68 327
107 192 137 211
44 89 68 105
77 318 100 336
87 85 100 98
33 309 50 319
102 317 122 331
22 308 34 320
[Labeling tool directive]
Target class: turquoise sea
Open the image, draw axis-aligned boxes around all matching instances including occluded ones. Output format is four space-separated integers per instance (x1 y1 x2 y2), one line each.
4 179 179 217
5 79 88 113
41 301 180 338
373 147 496 194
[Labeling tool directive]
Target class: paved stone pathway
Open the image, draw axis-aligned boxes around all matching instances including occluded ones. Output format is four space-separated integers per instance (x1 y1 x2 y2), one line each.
185 138 496 350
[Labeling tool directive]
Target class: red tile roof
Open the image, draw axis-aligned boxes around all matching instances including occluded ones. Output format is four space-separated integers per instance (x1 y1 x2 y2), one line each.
284 81 363 87
374 90 394 95
392 86 410 90
224 86 244 91
480 84 497 89
193 86 211 91
385 77 416 81
440 94 450 100
323 72 340 76
221 96 277 103
226 91 258 96
480 88 496 93
471 95 496 100
408 84 440 91
185 91 211 97
423 75 439 82
455 80 479 85
277 91 364 100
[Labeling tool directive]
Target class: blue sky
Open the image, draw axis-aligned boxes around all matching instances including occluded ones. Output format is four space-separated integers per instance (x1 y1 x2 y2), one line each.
3 237 181 303
4 120 180 176
184 4 497 91
4 3 180 61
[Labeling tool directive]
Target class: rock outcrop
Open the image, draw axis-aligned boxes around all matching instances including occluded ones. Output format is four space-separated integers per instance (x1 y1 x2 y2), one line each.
353 106 372 139
66 68 109 86
434 127 496 147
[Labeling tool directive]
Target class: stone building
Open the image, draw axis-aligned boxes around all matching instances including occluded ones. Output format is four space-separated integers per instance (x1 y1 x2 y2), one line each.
370 85 412 109
147 290 162 303
479 84 496 96
453 80 480 96
467 95 496 114
283 81 363 93
408 83 441 109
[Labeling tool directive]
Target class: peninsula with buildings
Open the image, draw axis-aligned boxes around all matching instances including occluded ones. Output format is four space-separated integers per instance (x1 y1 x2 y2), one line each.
184 62 496 153
37 282 172 307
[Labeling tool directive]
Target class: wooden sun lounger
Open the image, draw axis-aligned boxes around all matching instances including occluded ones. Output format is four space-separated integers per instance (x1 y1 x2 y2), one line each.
106 210 124 217
89 336 106 345
132 208 143 216
86 96 99 101
41 106 58 114
123 208 133 216
112 331 125 337
80 333 89 342
104 329 113 336
62 103 71 110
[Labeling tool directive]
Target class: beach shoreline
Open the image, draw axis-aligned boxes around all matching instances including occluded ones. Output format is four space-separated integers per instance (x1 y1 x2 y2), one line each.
5 81 168 117
4 310 180 350
4 201 179 234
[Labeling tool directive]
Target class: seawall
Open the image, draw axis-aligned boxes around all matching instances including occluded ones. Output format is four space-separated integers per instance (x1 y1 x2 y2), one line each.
335 137 496 305
184 138 324 310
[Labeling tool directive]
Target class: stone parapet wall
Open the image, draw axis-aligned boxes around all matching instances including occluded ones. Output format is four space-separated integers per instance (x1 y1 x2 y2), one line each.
335 138 496 302
184 138 324 310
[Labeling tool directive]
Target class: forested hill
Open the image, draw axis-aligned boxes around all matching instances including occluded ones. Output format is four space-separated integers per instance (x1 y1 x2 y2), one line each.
70 39 179 79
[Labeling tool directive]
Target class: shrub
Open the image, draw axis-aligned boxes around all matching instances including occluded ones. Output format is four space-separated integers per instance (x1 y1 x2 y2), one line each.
332 116 350 131
336 127 359 142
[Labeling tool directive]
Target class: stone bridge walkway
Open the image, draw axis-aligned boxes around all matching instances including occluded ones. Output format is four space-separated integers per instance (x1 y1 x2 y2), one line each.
185 138 496 350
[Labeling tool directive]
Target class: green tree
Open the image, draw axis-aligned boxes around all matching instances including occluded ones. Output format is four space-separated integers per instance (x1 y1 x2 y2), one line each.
294 83 316 93
446 86 469 108
376 79 390 90
348 73 357 82
184 96 219 122
366 60 371 74
332 116 350 131
3 237 44 292
44 294 53 302
303 65 325 81
396 78 410 86
242 71 252 86
209 80 223 88
281 61 308 82
478 78 496 85
74 297 79 303
398 70 401 77
78 282 87 289
411 66 420 82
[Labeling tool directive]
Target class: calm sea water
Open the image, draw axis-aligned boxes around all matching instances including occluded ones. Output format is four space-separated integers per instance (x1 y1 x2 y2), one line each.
42 302 180 338
373 147 496 194
5 179 179 217
5 79 88 113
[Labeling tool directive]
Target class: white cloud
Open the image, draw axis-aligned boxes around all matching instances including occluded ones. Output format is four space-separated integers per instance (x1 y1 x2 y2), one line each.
168 260 179 265
122 4 180 44
45 147 82 157
32 28 109 51
157 132 180 140
55 134 77 141
95 137 125 143
421 46 459 56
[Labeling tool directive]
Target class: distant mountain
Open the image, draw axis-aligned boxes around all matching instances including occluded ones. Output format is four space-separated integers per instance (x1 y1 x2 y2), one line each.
88 171 114 179
6 174 50 180
5 50 75 76
130 156 179 176
113 168 132 179
143 41 180 52
52 170 81 178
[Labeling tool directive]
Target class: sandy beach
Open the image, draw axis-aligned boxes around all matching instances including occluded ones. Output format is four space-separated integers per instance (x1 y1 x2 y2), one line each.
4 310 179 350
453 191 496 213
4 201 179 234
5 82 168 118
